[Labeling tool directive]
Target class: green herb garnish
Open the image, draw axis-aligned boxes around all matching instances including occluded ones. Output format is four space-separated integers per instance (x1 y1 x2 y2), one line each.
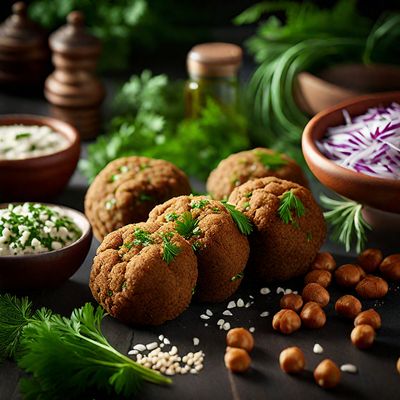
110 174 121 182
105 198 116 210
0 295 171 398
191 241 202 252
161 232 181 264
15 132 31 140
320 194 371 253
242 201 250 210
165 212 179 222
190 199 210 209
254 150 286 170
138 193 154 203
221 201 253 235
306 232 313 242
191 286 196 295
244 192 252 198
107 290 113 297
230 272 244 282
175 212 201 240
278 190 305 225
133 228 153 247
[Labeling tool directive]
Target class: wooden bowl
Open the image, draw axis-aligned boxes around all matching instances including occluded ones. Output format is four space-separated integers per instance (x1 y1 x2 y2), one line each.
296 64 400 115
302 91 400 214
0 204 92 290
0 114 80 201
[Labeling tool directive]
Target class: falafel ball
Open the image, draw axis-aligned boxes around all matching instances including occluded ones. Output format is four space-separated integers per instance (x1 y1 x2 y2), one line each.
90 221 198 326
207 148 308 200
228 177 326 282
85 156 191 241
148 195 250 302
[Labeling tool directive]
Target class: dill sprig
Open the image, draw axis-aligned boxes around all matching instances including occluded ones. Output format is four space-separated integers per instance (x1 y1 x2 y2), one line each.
221 201 253 235
161 232 181 264
278 190 305 225
320 194 371 253
0 295 171 399
254 150 287 170
175 212 201 240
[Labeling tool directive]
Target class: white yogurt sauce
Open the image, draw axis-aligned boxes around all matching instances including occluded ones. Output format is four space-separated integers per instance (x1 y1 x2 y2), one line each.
0 125 69 160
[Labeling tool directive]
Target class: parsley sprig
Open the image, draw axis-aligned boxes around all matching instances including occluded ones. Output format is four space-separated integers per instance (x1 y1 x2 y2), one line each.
175 212 201 240
161 232 181 264
278 190 305 225
221 201 253 235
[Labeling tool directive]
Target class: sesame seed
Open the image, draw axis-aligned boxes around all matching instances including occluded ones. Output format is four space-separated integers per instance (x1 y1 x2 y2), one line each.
128 349 138 355
260 287 270 295
133 344 146 351
200 314 210 320
237 298 244 307
163 338 170 345
193 337 200 346
276 287 284 294
222 310 233 316
313 343 324 354
245 302 251 308
284 288 292 294
158 334 164 341
341 364 358 374
146 342 158 350
293 291 298 295
190 369 198 374
260 311 269 317
169 346 178 355
195 365 203 371
249 327 255 333
217 319 225 326
205 309 213 316
204 323 208 327
160 343 165 348
227 301 236 309
223 322 231 331
249 295 254 299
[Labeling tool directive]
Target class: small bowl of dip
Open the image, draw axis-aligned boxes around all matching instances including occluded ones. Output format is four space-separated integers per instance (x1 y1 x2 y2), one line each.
0 202 92 289
0 114 80 201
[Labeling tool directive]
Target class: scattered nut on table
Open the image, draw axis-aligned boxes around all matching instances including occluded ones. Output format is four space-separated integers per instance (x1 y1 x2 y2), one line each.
280 293 303 312
310 252 336 272
304 269 332 288
351 324 375 349
335 295 362 319
379 254 400 281
357 248 383 273
334 264 365 287
224 347 251 373
302 283 330 307
354 309 381 330
300 301 326 329
226 328 254 353
272 309 301 334
279 347 305 374
355 275 388 299
314 359 341 389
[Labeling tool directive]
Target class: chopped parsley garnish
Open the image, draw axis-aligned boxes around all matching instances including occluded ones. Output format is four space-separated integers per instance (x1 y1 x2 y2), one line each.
244 192 253 198
212 207 220 213
105 198 116 210
121 282 127 290
242 201 250 210
190 199 210 209
306 232 313 242
107 290 113 297
221 201 253 235
230 272 244 282
119 165 129 173
191 286 196 295
160 232 181 264
15 132 31 140
109 174 120 182
132 228 153 247
138 193 154 203
278 190 305 225
192 241 202 252
254 150 287 170
139 163 150 171
165 212 179 222
175 212 201 240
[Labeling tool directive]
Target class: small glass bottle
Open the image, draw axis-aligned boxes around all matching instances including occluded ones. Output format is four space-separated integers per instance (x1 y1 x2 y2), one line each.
185 42 242 118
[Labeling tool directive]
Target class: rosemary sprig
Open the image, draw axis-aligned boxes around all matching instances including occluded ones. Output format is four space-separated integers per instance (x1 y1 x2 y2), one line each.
254 150 287 170
278 190 305 225
175 212 201 240
320 194 371 253
161 232 181 264
221 201 253 235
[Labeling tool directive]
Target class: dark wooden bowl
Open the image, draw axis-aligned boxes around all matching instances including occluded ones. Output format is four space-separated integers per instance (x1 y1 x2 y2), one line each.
302 91 400 214
0 204 92 290
0 114 80 201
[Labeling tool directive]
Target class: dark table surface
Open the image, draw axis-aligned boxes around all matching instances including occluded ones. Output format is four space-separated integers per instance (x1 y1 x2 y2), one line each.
0 84 399 400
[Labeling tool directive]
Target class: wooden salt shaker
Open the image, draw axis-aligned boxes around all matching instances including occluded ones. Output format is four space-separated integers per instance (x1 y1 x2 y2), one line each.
44 11 105 140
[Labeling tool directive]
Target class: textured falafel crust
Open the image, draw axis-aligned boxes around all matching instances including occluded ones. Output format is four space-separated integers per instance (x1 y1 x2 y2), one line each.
148 196 250 303
89 221 198 326
206 148 308 200
228 177 326 282
84 156 192 241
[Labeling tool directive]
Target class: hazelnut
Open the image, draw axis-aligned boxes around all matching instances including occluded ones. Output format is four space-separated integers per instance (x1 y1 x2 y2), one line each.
280 293 303 312
356 275 388 299
354 309 381 330
335 295 362 319
334 264 365 287
302 283 330 307
224 347 251 373
313 359 341 389
310 252 336 271
397 357 400 375
357 248 383 273
304 270 332 288
272 309 301 334
351 324 375 349
279 347 305 374
300 301 326 329
379 254 400 281
226 328 254 352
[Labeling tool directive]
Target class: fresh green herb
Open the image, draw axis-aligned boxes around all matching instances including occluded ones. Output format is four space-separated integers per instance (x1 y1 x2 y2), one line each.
190 199 210 209
107 290 113 297
244 192 253 198
15 132 31 140
110 174 121 182
0 295 171 398
306 232 313 242
191 286 196 295
278 190 305 225
165 212 179 222
120 166 129 173
139 163 150 171
212 207 220 213
320 194 371 253
242 201 250 210
138 193 154 203
221 201 253 236
175 212 201 240
133 228 154 247
230 272 244 282
254 150 287 170
121 282 128 290
191 241 202 252
161 232 181 264
105 198 116 210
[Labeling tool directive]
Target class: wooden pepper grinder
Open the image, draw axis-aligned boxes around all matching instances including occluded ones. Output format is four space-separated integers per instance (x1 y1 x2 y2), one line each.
44 11 105 140
0 2 49 87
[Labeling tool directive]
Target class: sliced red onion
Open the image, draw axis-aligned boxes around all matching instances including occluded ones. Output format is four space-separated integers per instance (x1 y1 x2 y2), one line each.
317 102 400 180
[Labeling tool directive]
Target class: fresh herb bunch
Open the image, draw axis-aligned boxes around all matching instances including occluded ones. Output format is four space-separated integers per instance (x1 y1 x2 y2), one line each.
0 295 171 399
221 201 253 235
320 194 371 253
235 1 400 161
80 71 250 182
278 190 305 225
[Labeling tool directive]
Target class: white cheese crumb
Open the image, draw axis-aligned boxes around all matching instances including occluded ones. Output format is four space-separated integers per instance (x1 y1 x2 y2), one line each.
222 310 233 316
205 309 213 316
260 287 270 295
227 301 236 309
313 343 324 354
260 311 269 317
249 327 255 333
340 364 358 374
193 337 200 346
